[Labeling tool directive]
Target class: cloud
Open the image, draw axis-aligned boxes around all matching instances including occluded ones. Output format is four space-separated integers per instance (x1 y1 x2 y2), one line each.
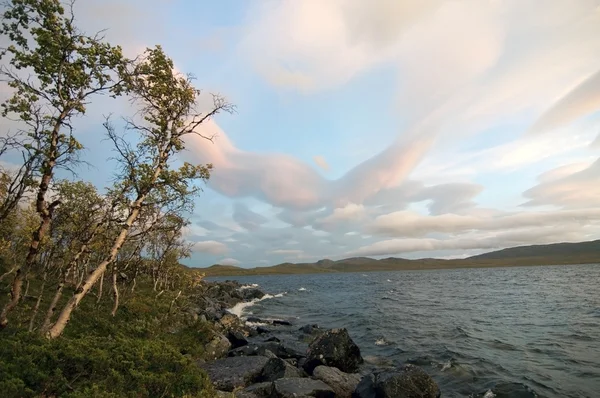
348 224 596 257
218 258 240 266
523 158 600 208
529 69 600 134
369 208 600 238
191 240 229 255
313 155 330 171
232 202 269 231
184 121 433 210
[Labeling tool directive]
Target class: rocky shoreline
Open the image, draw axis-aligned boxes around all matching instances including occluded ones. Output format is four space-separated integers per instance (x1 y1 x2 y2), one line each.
194 280 441 398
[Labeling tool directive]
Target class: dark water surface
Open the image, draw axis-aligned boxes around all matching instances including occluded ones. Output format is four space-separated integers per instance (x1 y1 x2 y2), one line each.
209 264 600 397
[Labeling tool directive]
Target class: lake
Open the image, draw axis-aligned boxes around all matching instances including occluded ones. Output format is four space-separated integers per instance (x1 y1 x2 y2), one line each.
209 264 600 397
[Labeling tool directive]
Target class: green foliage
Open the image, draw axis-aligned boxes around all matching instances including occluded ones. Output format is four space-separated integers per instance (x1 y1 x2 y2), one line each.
0 331 215 398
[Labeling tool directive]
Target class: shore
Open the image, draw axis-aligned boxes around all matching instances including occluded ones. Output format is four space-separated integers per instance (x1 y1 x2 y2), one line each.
196 280 441 397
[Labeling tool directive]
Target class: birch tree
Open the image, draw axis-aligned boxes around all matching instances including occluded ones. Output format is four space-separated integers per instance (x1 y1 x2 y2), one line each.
0 0 126 328
46 46 233 338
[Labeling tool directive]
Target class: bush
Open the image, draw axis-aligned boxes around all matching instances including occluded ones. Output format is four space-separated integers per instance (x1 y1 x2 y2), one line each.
0 331 215 398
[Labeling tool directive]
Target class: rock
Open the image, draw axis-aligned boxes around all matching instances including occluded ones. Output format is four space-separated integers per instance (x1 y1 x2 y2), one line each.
284 358 298 367
261 357 304 382
242 382 274 397
220 313 241 329
313 366 361 398
199 355 270 392
230 342 306 360
242 288 265 300
247 316 265 323
228 330 249 348
273 319 292 326
353 365 440 398
256 326 271 334
262 349 279 359
273 377 335 398
299 324 320 334
265 336 281 342
205 333 233 360
235 392 258 398
304 328 363 374
215 390 232 397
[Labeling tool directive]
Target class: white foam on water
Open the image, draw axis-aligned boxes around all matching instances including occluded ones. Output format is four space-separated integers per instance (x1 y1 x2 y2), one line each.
298 287 307 291
227 291 287 317
245 321 269 327
441 361 452 372
386 279 392 282
483 390 496 398
239 283 259 290
375 338 389 346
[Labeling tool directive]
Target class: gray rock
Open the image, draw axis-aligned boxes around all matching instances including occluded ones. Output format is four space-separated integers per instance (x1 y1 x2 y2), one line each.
199 355 270 392
229 341 306 360
241 288 265 300
205 333 233 360
304 328 363 374
353 365 440 398
228 330 249 348
273 377 335 398
256 326 271 334
313 366 361 398
273 319 293 326
261 357 304 382
242 382 274 397
299 324 320 334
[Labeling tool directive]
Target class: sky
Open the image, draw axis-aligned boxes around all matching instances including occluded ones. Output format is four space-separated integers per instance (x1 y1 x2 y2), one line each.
3 0 600 268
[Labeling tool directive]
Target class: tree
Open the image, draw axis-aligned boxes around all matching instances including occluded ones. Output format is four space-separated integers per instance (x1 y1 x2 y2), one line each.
0 0 127 328
46 46 233 338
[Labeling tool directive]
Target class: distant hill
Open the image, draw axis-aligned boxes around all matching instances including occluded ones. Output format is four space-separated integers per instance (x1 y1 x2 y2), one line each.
200 239 600 276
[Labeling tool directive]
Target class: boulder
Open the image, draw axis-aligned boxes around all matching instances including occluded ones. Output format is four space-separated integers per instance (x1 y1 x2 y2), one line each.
247 316 266 323
313 366 361 398
205 333 232 360
299 324 321 334
273 377 335 398
304 328 363 374
228 330 249 348
241 288 265 300
273 319 293 326
261 357 304 382
230 342 306 360
256 326 271 334
199 355 269 392
353 365 440 398
238 382 274 398
220 313 241 329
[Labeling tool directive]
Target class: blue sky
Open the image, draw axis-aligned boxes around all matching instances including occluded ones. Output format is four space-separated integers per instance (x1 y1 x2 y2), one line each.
4 0 600 268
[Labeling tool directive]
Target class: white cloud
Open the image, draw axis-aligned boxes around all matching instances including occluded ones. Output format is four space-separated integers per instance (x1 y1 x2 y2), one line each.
191 240 228 255
219 258 241 266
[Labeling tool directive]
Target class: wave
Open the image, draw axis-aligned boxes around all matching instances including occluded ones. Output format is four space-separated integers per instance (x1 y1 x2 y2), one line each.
299 287 308 291
239 283 259 290
482 390 496 398
375 337 390 346
227 291 287 317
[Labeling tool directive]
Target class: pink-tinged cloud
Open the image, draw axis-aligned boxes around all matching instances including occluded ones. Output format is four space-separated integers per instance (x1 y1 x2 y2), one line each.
191 240 229 255
529 69 600 134
523 158 600 208
184 120 432 210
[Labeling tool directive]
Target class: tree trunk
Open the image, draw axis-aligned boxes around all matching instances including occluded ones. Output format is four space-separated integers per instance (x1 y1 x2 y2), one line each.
28 273 47 332
131 276 137 293
0 114 66 328
96 272 104 304
167 290 182 316
47 203 144 338
110 265 119 317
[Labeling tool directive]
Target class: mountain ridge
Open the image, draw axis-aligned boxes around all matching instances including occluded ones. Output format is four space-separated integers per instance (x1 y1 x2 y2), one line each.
200 239 600 276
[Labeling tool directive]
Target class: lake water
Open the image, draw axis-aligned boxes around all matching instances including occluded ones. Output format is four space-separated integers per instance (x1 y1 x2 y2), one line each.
209 264 600 397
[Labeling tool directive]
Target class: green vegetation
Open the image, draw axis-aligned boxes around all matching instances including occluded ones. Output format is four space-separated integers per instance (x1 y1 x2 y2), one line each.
0 1 230 396
203 240 600 276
